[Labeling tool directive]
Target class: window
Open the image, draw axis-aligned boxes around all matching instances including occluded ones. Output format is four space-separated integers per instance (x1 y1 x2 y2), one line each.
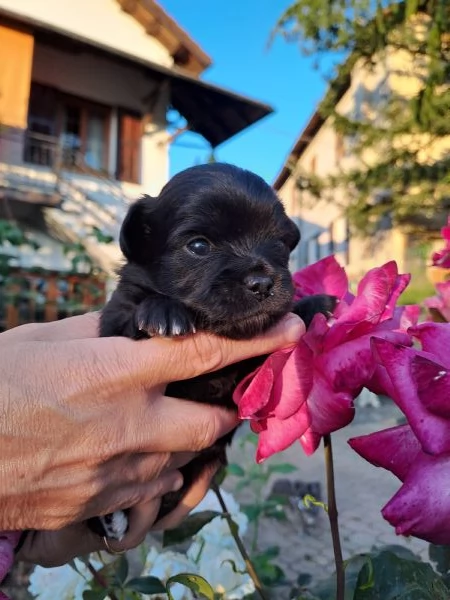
328 221 335 255
26 83 110 173
307 234 321 264
59 97 109 172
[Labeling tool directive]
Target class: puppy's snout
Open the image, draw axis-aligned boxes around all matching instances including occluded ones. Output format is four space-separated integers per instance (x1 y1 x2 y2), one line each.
244 274 274 299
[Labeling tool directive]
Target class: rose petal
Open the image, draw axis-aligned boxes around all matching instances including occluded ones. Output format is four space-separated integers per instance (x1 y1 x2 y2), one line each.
271 341 313 420
431 248 450 268
382 453 450 544
442 218 450 241
410 322 450 366
234 349 292 418
306 374 355 434
372 338 450 454
348 424 421 481
299 429 322 456
411 355 450 418
318 329 411 396
255 403 311 462
354 262 409 324
293 255 349 300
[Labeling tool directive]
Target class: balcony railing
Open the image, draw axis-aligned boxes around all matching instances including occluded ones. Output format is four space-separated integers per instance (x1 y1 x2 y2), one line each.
0 268 106 331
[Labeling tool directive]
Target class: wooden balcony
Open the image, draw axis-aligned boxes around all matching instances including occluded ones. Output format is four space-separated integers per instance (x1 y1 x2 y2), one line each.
0 268 106 331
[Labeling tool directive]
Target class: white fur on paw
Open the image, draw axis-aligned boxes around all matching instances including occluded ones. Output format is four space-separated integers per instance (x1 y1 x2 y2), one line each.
171 319 184 336
100 510 128 541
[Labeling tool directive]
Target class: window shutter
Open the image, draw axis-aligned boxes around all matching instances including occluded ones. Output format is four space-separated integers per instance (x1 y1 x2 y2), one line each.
0 25 34 129
117 111 142 183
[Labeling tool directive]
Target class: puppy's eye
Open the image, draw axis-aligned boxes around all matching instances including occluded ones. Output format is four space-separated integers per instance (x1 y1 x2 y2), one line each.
186 237 211 256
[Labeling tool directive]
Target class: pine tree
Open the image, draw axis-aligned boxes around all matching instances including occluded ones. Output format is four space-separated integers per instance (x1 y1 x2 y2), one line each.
275 0 450 236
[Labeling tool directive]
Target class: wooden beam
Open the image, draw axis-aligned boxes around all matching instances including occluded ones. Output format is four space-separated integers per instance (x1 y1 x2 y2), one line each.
118 0 138 14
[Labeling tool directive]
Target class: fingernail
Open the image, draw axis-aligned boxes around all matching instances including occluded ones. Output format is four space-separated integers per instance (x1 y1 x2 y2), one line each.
171 473 184 492
282 314 305 343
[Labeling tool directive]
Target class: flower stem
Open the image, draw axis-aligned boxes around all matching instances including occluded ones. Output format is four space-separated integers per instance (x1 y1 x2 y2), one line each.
323 434 345 600
212 482 269 600
86 559 119 600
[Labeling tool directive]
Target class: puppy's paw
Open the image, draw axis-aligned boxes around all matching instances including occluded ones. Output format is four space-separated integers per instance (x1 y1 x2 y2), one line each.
293 294 338 328
136 296 195 337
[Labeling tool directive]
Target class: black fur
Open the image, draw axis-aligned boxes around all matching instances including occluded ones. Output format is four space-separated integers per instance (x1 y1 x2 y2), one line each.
90 163 335 538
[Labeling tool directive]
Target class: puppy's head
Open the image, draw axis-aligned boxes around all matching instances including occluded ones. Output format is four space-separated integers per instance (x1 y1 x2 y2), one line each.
120 163 300 338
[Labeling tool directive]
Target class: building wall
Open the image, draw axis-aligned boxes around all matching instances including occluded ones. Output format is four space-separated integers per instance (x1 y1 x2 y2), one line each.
277 54 432 280
0 0 172 68
0 28 170 195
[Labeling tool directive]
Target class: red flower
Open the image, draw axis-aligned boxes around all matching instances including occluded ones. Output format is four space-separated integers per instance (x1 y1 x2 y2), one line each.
234 258 414 461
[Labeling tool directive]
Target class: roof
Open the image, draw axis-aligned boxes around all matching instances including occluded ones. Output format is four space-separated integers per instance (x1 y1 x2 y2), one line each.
0 9 273 148
116 0 212 75
272 111 326 190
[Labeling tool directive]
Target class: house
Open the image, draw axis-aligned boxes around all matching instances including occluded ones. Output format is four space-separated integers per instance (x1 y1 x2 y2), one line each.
0 0 272 330
274 37 449 295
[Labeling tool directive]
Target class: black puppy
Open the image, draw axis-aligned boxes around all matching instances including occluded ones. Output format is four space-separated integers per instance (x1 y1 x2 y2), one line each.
92 163 334 540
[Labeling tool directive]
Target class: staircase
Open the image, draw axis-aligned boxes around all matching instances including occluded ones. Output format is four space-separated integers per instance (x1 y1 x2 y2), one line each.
0 130 139 277
44 172 135 275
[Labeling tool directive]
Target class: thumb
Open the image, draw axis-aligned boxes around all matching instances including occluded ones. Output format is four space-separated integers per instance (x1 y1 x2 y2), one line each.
119 313 305 387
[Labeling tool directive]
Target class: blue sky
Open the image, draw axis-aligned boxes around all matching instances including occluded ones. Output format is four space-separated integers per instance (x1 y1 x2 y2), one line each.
163 0 332 185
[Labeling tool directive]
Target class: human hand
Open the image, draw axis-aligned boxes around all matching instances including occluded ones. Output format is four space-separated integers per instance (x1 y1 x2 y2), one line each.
1 312 304 540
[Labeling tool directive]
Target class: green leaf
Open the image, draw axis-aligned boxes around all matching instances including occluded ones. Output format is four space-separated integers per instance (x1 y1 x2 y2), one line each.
126 576 166 594
226 463 246 477
225 516 240 538
83 591 108 600
353 551 449 600
309 554 370 600
257 545 280 560
162 510 220 546
166 573 215 600
213 465 227 486
115 554 129 585
267 463 297 474
429 544 450 574
374 544 418 561
241 504 262 522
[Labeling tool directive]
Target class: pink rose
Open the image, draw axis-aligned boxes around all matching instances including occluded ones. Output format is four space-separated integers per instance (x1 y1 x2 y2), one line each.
234 258 414 461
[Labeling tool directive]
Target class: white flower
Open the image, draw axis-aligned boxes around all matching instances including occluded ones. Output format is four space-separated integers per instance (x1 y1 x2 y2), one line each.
28 557 102 600
141 547 198 600
190 488 248 549
187 489 254 599
194 545 255 600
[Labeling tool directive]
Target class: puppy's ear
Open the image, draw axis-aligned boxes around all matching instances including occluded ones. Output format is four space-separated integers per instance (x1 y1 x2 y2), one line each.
285 218 301 251
119 195 155 262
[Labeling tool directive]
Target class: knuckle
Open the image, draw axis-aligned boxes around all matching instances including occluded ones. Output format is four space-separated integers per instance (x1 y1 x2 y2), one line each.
190 335 227 375
134 452 171 484
193 414 218 451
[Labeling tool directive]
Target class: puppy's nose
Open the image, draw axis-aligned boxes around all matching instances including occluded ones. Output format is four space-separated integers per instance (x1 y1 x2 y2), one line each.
244 274 274 299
